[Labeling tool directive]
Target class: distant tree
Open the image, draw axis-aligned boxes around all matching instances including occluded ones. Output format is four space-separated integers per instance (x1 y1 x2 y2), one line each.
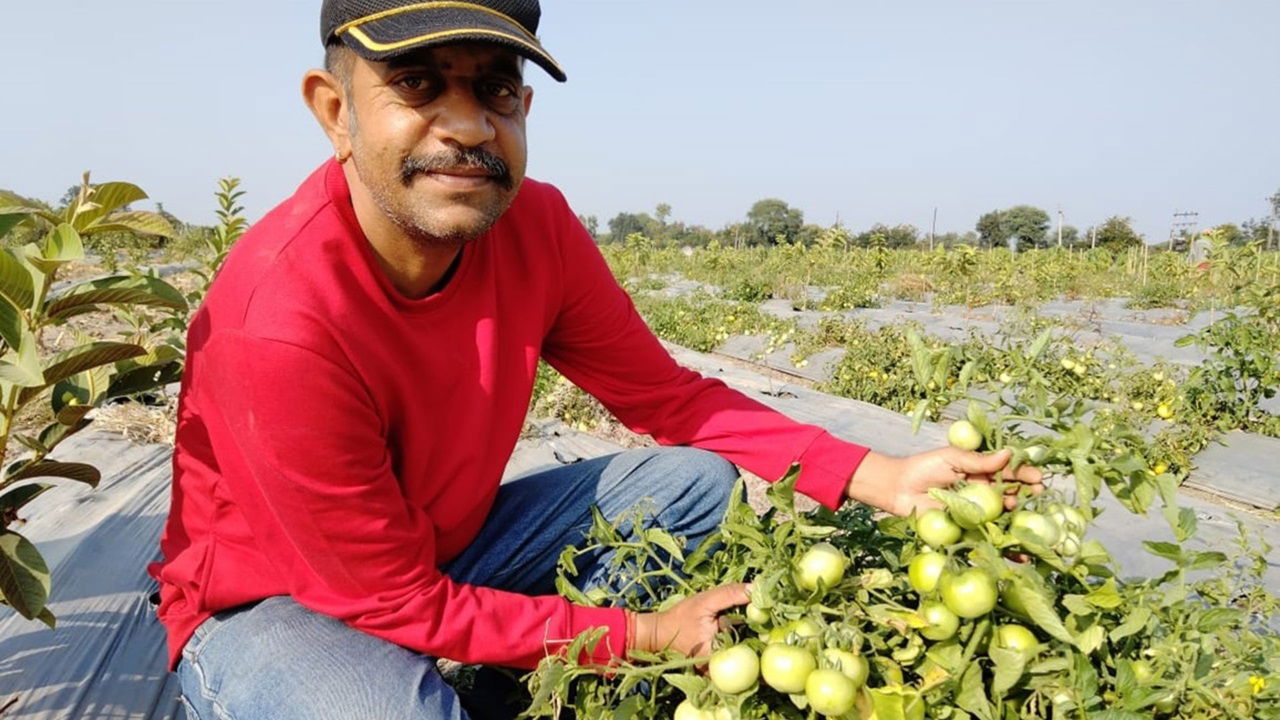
975 210 1006 248
1090 216 1143 251
746 198 804 245
854 223 920 249
931 231 979 249
1002 205 1051 251
577 213 599 239
1057 224 1080 248
974 206 1049 251
605 211 653 244
654 203 672 226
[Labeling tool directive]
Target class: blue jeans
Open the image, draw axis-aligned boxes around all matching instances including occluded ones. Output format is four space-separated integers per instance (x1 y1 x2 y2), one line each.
175 447 737 720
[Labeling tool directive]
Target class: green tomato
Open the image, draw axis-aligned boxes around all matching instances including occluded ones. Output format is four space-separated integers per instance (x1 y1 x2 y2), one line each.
989 624 1040 657
674 700 714 720
916 508 962 548
908 551 948 594
760 643 816 694
1046 504 1086 534
796 542 848 593
917 601 959 641
1024 444 1050 465
1057 532 1081 557
805 669 857 716
1000 583 1033 618
1131 659 1157 686
947 420 983 451
1009 511 1062 547
938 568 997 619
745 602 770 625
952 483 1003 528
821 648 868 688
708 644 759 694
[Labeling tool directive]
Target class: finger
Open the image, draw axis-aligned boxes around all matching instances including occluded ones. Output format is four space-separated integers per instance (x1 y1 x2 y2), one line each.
949 447 1013 476
700 582 751 612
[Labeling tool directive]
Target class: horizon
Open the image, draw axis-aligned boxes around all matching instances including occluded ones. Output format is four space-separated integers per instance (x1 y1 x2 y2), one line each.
3 1 1277 245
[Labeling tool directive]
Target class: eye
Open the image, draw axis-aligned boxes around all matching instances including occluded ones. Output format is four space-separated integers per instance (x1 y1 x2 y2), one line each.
481 80 515 98
394 74 434 93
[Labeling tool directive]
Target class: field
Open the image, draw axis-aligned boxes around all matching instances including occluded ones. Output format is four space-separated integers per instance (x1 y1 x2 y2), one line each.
0 180 1278 719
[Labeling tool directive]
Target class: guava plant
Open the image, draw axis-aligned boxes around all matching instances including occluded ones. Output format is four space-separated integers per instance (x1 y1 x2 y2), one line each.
0 175 188 625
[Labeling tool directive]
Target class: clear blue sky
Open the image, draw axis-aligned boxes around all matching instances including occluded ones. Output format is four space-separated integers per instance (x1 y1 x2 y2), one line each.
3 1 1277 243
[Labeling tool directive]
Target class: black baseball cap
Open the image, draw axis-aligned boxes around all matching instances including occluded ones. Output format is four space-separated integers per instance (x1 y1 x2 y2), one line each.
321 0 566 82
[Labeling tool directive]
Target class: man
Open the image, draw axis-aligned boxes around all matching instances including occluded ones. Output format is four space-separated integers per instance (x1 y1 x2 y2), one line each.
151 1 1041 718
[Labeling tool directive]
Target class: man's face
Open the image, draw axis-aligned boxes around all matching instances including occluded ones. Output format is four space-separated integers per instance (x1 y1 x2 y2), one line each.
343 44 532 246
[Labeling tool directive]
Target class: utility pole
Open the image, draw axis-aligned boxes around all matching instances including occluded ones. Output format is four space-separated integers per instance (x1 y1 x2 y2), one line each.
930 207 937 251
1168 210 1198 252
1057 206 1064 248
1091 225 1097 249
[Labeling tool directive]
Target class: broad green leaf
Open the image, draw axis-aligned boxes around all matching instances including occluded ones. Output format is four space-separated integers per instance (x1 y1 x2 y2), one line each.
0 248 35 313
18 341 147 404
661 673 708 698
1195 607 1244 632
910 398 929 433
0 530 51 619
955 663 994 720
1142 541 1183 563
989 646 1027 696
45 274 188 319
5 460 100 487
0 483 52 514
1087 712 1148 720
81 210 176 239
72 181 148 230
554 575 591 606
1109 606 1151 642
0 213 24 239
907 330 932 388
1184 551 1226 571
44 223 85 263
53 364 112 415
1161 504 1197 543
966 401 992 439
0 294 23 351
1072 624 1106 655
37 417 92 452
1009 568 1073 645
1084 579 1124 609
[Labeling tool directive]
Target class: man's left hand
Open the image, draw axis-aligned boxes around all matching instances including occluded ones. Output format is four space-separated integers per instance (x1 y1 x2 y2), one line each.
846 447 1044 517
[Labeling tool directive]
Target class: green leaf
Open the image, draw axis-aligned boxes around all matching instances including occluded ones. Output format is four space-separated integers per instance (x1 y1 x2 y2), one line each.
1084 579 1124 609
1161 505 1197 543
661 673 707 698
910 399 929 433
989 646 1028 696
72 181 148 230
0 530 51 619
1195 608 1244 632
0 329 46 387
18 341 147 404
966 401 991 439
1109 606 1151 642
5 460 100 487
81 210 176 239
44 223 85 263
0 248 35 316
0 483 52 514
1087 711 1148 720
930 487 986 529
1184 551 1226 571
1072 624 1106 655
1027 329 1053 361
554 575 591 606
0 293 23 351
1142 541 1183 563
45 274 189 319
643 527 684 563
955 663 994 720
907 329 931 388
1008 568 1073 646
107 359 182 399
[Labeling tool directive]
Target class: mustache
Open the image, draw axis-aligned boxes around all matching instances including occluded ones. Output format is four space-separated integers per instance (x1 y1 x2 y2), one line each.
400 148 513 190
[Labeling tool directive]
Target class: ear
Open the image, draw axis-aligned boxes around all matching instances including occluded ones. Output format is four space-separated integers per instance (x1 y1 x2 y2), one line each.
522 85 534 118
303 69 353 160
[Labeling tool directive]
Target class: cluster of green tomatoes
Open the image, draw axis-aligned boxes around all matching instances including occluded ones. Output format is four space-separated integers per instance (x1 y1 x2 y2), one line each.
681 544 872 720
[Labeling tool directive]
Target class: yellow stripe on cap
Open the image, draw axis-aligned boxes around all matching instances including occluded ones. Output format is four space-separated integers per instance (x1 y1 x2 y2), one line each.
336 1 537 43
345 25 565 77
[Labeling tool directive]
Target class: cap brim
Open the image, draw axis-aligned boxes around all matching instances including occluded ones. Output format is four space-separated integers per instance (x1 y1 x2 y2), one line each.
335 4 566 82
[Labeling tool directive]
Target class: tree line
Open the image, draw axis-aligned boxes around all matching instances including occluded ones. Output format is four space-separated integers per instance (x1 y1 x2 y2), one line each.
585 191 1279 252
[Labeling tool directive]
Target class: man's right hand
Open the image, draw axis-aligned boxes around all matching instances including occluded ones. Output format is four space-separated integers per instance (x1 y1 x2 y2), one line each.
629 583 750 659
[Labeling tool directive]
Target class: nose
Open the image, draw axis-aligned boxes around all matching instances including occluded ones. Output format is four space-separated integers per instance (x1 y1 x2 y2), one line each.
430 84 497 148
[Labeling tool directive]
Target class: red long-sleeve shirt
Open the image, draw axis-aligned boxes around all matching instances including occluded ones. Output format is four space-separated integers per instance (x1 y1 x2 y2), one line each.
150 160 870 671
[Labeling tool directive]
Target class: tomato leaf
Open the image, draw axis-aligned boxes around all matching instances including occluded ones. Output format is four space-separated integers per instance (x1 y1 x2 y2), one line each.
1109 606 1151 642
989 646 1027 696
1195 608 1244 632
955 663 994 720
661 673 707 699
1084 579 1124 609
